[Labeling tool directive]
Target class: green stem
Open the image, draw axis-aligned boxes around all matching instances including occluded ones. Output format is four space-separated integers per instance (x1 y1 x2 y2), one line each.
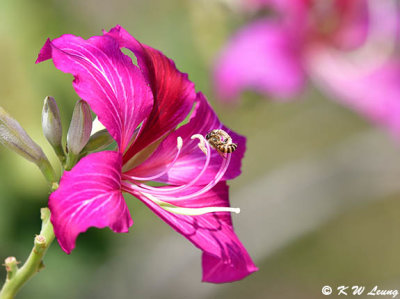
52 144 66 165
37 158 57 185
0 208 55 299
64 151 78 171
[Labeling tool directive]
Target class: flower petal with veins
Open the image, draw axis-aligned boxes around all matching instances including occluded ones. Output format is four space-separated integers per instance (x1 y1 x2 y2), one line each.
49 151 132 254
105 26 197 160
39 26 256 283
131 182 258 283
36 34 153 152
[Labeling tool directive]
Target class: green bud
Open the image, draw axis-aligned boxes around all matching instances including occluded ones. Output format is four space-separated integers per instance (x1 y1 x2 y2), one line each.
82 129 114 153
0 106 56 183
42 96 62 147
42 96 64 161
0 106 46 163
67 100 92 155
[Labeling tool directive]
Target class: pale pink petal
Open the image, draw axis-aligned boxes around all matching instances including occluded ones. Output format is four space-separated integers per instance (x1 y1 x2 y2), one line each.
214 19 305 101
130 182 258 283
105 25 197 161
36 34 153 152
128 93 245 185
307 46 400 137
49 151 132 254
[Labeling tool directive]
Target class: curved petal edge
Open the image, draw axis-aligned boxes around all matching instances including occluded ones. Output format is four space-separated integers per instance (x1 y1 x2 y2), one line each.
49 151 132 254
131 182 258 283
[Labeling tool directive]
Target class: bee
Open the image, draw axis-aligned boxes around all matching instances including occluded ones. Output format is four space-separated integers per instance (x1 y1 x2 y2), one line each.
206 129 238 154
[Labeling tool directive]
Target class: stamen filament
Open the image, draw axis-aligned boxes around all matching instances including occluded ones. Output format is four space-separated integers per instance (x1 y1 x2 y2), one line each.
123 137 183 181
121 153 231 202
141 192 240 215
120 133 233 208
124 134 212 195
157 154 231 201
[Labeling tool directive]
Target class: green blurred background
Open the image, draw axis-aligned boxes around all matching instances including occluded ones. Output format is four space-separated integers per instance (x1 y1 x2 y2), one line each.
1 0 400 298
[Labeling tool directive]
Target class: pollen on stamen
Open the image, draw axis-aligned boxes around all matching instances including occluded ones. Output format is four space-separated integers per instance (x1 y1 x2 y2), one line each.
231 208 241 214
177 136 183 150
191 134 208 155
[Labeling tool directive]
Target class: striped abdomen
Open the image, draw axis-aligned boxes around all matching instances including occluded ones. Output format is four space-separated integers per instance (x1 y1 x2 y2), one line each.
216 142 238 154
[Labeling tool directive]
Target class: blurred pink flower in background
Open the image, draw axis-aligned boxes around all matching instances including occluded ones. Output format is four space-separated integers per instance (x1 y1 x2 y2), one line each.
214 0 400 136
37 25 257 283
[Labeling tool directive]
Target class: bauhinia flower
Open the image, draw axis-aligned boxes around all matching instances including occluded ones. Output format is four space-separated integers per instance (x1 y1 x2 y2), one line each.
214 0 400 137
36 25 257 283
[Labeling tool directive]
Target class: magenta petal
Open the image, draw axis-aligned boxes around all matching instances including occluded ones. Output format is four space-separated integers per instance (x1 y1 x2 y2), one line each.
36 34 153 152
214 19 305 101
132 182 257 283
128 93 245 185
49 151 132 254
105 26 197 161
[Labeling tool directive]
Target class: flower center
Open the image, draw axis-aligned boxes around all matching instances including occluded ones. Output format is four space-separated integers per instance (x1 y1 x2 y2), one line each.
121 133 239 215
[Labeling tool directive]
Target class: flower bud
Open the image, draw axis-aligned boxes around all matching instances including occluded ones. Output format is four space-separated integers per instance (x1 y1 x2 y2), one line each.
67 100 92 155
82 129 114 153
42 96 62 149
0 106 56 182
0 106 46 163
42 96 65 162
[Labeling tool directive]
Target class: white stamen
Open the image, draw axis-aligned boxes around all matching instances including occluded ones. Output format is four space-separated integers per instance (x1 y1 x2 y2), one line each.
191 134 207 155
122 133 233 206
156 154 231 201
143 193 241 215
127 134 212 195
123 136 183 181
177 136 183 150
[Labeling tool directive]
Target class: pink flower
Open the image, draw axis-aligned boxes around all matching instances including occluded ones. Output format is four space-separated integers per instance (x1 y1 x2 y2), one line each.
36 25 257 283
214 0 400 136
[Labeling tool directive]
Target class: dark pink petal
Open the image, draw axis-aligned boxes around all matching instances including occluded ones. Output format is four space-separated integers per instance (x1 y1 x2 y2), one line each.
49 151 132 254
127 93 245 185
214 19 305 101
36 34 153 152
105 26 197 161
331 0 369 50
307 46 400 137
130 182 257 283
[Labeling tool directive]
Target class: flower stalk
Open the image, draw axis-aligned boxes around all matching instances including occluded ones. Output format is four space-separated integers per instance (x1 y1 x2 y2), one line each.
0 208 55 299
37 158 57 186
